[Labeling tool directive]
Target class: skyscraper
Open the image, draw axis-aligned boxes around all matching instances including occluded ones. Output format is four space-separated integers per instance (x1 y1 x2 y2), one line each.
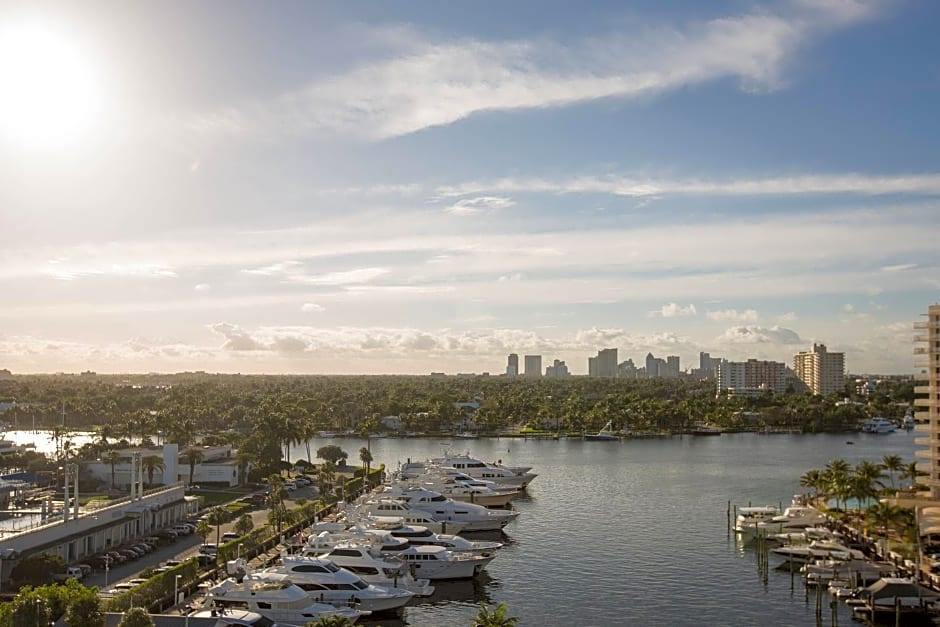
524 355 542 378
589 348 618 378
915 305 940 498
506 353 519 376
793 343 845 396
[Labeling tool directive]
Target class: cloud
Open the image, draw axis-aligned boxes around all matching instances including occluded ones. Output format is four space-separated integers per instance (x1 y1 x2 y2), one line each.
208 322 268 351
706 308 759 322
191 2 882 139
497 272 524 282
243 261 389 286
778 312 798 322
843 303 855 312
881 263 917 272
301 302 324 312
652 303 697 318
444 196 516 216
43 259 177 281
194 283 211 292
717 325 802 344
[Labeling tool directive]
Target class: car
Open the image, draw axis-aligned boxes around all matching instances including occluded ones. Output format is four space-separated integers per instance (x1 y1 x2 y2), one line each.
284 481 297 491
220 532 239 542
127 578 149 586
113 582 137 591
164 559 182 567
157 529 179 540
199 543 218 555
173 524 194 535
105 551 126 564
295 476 312 486
153 566 173 574
195 553 215 567
90 555 113 569
118 549 139 560
74 564 92 577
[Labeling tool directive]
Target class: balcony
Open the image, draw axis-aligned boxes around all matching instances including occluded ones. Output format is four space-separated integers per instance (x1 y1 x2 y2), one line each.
915 335 930 342
916 385 939 394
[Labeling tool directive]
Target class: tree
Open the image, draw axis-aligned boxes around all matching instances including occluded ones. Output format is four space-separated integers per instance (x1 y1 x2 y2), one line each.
472 602 519 627
882 454 903 490
181 448 204 486
11 593 50 627
104 449 120 489
317 445 348 466
305 616 357 627
64 583 105 627
118 607 155 627
799 469 826 500
901 461 924 490
208 506 229 555
359 447 373 478
234 513 254 537
194 519 212 544
10 553 65 587
142 455 165 486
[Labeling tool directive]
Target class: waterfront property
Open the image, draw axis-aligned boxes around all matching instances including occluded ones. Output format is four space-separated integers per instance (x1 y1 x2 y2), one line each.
915 305 940 499
83 443 249 488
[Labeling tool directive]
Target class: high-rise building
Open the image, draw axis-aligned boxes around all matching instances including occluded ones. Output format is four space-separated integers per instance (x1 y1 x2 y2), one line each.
506 353 519 376
645 352 663 378
618 359 638 379
716 359 789 395
793 343 845 396
663 355 680 378
589 348 617 378
524 355 542 378
915 305 940 498
545 359 570 378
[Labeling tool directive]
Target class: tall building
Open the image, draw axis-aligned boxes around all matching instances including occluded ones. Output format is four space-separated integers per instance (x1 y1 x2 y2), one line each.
506 353 519 376
618 359 638 379
663 355 680 378
545 359 570 378
793 343 845 396
716 359 789 395
646 352 665 378
524 355 542 378
915 305 940 498
589 348 618 378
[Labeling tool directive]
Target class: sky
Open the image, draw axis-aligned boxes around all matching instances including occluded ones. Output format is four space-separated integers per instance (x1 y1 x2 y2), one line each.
1 0 939 375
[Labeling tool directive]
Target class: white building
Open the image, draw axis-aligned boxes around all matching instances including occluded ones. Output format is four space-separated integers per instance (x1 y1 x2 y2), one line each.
85 443 248 488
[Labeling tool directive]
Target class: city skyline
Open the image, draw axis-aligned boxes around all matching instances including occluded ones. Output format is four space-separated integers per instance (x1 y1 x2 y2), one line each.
2 1 939 375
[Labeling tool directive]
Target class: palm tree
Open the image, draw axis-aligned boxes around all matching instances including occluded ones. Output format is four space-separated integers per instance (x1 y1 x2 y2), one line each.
234 513 254 537
854 460 886 500
194 519 212 544
359 447 373 482
865 501 909 553
208 506 228 556
799 469 826 501
181 448 204 486
824 459 851 511
882 454 903 490
472 602 519 627
142 455 165 487
104 450 120 490
901 461 924 490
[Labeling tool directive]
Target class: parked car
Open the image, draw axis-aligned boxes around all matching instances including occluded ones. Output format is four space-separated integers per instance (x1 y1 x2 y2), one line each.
90 555 113 569
174 524 194 535
195 553 215 567
164 559 182 567
284 481 297 491
52 566 85 582
75 564 92 577
105 551 127 564
199 543 218 555
220 532 239 543
157 529 179 540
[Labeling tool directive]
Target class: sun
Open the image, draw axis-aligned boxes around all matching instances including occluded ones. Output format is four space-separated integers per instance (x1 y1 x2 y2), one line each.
0 18 104 149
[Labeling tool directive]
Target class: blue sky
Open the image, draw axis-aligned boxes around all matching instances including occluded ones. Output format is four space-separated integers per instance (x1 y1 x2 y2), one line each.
0 0 938 374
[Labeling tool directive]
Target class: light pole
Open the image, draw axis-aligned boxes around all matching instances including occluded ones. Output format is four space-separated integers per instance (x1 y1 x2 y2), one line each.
237 543 243 560
174 574 181 607
104 558 110 587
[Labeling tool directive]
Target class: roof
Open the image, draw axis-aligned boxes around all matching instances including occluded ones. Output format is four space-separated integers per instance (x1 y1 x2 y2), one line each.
866 578 940 601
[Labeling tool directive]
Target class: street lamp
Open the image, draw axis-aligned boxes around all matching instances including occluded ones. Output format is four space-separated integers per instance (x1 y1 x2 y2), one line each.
104 558 110 587
237 543 244 560
175 574 182 607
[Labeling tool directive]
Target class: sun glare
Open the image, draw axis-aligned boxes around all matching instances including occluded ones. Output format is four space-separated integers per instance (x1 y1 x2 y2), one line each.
0 19 104 149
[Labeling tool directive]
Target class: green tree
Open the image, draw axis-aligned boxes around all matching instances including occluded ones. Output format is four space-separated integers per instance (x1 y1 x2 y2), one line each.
64 583 105 627
472 602 519 627
901 461 924 490
799 469 826 500
234 513 254 537
316 445 348 466
11 593 49 627
104 449 120 489
117 607 155 627
882 454 903 490
208 506 229 557
10 553 65 587
359 446 373 477
142 455 165 486
181 448 204 486
194 519 212 544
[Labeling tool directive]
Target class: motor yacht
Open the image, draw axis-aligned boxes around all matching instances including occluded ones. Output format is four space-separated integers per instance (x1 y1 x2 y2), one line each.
802 558 895 586
259 557 415 614
424 452 537 487
863 417 896 434
352 499 468 534
380 485 519 531
300 540 435 597
385 523 502 555
771 540 865 566
395 545 495 580
202 575 365 624
733 506 780 534
756 505 828 534
407 476 520 508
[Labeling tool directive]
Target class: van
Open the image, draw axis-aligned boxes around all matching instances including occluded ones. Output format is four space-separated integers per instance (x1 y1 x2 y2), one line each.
53 566 85 581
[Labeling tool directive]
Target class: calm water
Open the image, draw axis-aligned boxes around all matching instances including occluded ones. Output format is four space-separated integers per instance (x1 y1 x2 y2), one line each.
298 432 916 627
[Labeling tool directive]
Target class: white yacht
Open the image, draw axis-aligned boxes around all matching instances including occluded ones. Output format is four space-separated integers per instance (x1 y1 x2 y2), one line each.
386 523 502 555
733 506 780 534
863 417 896 434
756 505 828 534
407 475 520 508
771 540 865 566
425 452 537 488
301 540 435 597
202 576 365 624
259 557 415 614
395 545 495 580
381 485 519 531
353 499 468 534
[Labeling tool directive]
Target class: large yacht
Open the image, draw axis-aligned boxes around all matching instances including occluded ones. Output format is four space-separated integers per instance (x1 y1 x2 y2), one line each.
202 575 365 624
352 499 468 534
385 523 503 555
732 506 780 534
863 417 896 434
300 540 435 597
258 558 415 614
418 452 537 488
406 475 519 508
394 545 495 580
771 540 866 566
755 505 828 534
379 485 519 531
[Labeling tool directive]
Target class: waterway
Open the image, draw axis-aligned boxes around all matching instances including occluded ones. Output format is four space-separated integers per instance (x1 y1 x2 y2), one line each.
1 429 918 625
300 432 916 626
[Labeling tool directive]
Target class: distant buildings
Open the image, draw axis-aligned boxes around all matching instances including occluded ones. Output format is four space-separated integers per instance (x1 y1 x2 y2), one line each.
524 355 542 378
915 304 940 499
506 353 519 376
692 352 721 379
588 348 618 378
646 352 679 378
794 343 845 396
545 359 570 378
618 358 639 379
716 359 789 396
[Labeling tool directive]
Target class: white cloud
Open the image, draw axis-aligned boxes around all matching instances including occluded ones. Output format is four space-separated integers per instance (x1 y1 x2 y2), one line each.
778 312 798 322
444 196 516 216
194 283 211 292
652 303 697 318
497 272 524 282
843 303 855 312
301 302 325 312
243 261 389 286
706 308 759 322
717 325 802 344
191 2 882 140
43 259 177 281
882 263 917 272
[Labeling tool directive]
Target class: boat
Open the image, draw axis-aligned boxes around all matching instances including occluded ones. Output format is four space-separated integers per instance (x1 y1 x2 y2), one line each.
300 538 435 597
259 556 415 614
690 423 723 436
424 452 537 488
584 420 619 441
771 540 865 566
202 574 366 624
452 432 479 440
754 505 828 535
394 545 495 580
379 484 519 531
352 499 468 535
318 432 336 439
854 578 940 624
732 506 780 533
384 523 503 555
863 417 896 434
397 472 520 508
802 558 896 586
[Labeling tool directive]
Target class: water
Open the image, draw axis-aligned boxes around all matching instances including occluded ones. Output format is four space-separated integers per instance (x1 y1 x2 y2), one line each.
292 432 916 626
